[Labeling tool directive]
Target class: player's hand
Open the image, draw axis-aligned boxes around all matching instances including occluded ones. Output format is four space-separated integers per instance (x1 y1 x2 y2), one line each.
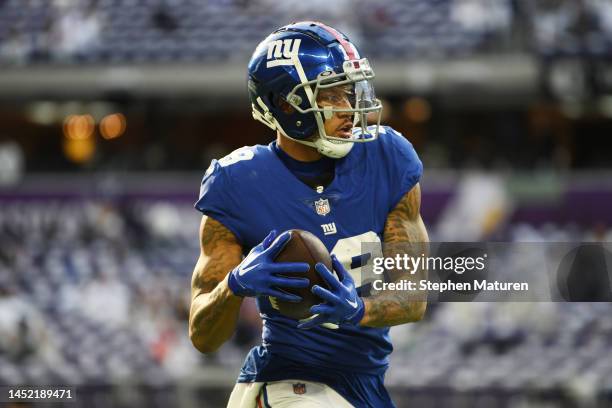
297 254 364 329
227 230 310 302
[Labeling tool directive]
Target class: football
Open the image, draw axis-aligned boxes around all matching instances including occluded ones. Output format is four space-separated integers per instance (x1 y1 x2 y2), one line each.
271 229 334 320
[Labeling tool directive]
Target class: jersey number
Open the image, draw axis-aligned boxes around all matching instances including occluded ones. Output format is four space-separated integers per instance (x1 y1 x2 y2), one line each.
218 147 255 167
331 231 381 287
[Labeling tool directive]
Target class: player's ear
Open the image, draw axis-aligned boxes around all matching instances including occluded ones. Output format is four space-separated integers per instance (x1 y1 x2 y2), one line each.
278 98 295 114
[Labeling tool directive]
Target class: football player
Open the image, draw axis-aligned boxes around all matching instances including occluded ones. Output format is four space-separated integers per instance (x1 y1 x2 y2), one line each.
189 21 429 407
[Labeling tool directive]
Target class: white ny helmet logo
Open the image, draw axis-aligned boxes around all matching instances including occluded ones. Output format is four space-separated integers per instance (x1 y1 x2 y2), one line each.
266 39 301 68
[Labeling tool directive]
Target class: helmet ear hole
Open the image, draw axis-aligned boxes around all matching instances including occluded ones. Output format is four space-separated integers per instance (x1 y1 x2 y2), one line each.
279 99 295 114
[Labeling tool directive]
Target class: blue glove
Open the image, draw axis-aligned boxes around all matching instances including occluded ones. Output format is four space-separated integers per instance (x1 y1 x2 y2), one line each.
227 230 310 302
297 254 365 329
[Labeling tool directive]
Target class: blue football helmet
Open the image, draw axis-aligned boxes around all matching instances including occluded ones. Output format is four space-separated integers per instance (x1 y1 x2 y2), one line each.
247 21 383 158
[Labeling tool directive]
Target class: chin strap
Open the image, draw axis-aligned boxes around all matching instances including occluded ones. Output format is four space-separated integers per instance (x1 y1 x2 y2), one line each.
283 131 354 159
310 136 354 158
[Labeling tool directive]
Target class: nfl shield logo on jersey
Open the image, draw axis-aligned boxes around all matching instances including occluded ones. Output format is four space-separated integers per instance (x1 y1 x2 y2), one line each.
314 198 330 216
293 383 307 395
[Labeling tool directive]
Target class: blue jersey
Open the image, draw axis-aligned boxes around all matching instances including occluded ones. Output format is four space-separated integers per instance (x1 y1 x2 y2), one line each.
195 126 422 407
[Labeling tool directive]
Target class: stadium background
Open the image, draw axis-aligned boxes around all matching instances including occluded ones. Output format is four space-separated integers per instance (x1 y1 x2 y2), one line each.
1 0 612 407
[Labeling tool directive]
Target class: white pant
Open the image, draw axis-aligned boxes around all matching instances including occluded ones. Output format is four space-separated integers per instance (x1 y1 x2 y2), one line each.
227 380 354 407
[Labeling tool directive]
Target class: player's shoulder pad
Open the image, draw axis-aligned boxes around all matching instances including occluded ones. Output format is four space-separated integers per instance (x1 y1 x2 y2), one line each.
377 126 416 155
217 145 268 171
196 145 269 210
205 144 270 178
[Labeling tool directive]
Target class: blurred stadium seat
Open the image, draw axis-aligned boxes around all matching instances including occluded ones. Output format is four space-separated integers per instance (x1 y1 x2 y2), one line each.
1 196 612 406
0 0 517 64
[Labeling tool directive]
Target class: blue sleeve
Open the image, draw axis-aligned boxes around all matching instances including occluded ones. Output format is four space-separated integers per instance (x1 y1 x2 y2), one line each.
194 160 245 244
381 127 423 212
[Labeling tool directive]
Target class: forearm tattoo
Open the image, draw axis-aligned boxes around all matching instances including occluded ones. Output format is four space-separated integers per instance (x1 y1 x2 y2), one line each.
363 184 429 327
192 216 241 294
189 216 242 345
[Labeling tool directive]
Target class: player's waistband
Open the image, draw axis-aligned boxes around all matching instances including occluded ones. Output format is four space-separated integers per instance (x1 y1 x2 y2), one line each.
237 344 389 385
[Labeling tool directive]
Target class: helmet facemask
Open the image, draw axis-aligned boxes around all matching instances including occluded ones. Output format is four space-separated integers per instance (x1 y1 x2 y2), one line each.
284 58 383 158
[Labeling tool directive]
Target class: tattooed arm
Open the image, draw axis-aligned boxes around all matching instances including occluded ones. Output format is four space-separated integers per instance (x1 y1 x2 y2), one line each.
189 215 243 353
361 183 429 328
